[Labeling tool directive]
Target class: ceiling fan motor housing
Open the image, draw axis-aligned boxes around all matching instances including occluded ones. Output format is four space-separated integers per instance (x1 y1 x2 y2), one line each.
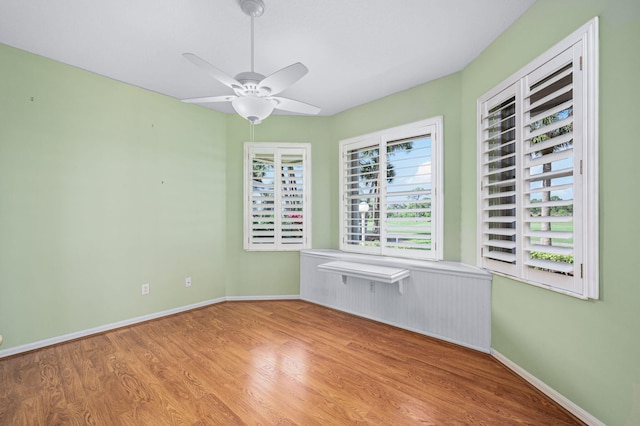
234 71 271 97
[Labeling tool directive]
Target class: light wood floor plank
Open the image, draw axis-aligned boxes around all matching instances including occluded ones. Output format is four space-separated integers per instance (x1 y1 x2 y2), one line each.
0 300 583 425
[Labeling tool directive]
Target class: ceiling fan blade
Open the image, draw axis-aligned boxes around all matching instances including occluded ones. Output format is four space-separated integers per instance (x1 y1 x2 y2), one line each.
258 62 308 96
183 53 243 90
181 95 237 104
270 96 321 115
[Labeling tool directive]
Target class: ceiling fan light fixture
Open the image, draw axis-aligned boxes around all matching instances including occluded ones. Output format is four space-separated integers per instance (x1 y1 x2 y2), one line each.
232 96 274 125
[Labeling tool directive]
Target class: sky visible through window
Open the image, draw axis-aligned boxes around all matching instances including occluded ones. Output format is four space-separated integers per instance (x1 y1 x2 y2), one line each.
387 136 432 190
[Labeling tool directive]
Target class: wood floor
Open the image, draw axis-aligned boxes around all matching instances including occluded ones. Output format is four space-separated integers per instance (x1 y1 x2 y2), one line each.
0 300 583 425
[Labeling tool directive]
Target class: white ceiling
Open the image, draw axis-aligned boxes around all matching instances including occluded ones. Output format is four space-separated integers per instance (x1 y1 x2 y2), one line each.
0 0 535 117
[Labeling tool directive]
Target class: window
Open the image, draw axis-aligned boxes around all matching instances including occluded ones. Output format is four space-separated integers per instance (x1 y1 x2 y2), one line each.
244 142 311 251
477 18 598 299
339 117 443 260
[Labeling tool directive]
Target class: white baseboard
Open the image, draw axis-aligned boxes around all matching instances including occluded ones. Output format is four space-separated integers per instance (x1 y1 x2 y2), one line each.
0 295 298 358
491 349 604 426
225 294 300 301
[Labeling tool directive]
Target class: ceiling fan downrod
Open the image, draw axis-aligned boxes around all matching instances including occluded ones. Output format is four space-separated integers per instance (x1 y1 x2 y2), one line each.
240 0 264 73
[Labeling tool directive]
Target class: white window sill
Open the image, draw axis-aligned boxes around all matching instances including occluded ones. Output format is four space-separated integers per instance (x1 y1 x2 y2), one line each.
303 249 491 281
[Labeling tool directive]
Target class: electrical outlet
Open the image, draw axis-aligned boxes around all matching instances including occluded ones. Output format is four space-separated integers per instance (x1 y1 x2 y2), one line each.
185 277 191 288
141 283 150 295
370 282 375 293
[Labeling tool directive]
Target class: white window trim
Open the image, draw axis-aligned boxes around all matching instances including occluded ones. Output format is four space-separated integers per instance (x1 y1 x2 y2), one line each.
244 142 312 251
339 117 444 261
476 17 599 299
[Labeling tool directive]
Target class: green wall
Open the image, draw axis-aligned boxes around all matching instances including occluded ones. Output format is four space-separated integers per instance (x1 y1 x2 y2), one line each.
2 0 640 423
224 114 334 297
459 1 640 424
0 44 228 347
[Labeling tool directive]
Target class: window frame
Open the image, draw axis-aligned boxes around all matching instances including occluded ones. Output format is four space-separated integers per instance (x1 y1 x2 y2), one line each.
339 117 444 261
243 142 312 251
476 17 599 299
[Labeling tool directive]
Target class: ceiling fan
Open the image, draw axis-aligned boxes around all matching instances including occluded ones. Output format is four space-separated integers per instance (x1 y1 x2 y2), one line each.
181 0 320 125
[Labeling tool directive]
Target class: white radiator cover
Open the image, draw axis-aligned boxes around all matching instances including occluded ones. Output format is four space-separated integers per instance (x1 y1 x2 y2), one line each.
300 249 493 352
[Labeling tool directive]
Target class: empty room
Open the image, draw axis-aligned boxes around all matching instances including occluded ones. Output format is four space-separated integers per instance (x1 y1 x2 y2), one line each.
1 0 638 424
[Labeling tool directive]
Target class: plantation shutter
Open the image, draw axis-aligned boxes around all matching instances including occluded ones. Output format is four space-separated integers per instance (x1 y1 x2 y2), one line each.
477 18 597 298
522 46 581 292
480 86 520 276
279 149 307 247
342 141 382 253
249 150 276 247
340 119 442 260
479 49 582 289
245 143 311 251
384 135 434 255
